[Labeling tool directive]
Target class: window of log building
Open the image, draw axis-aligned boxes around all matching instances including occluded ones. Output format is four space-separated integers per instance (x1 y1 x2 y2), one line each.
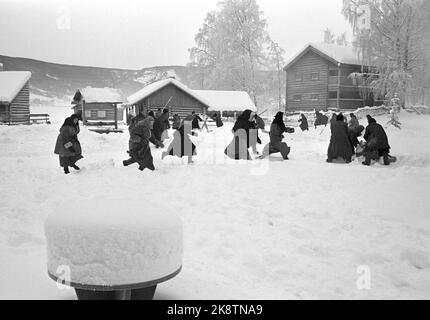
293 95 302 101
295 73 303 81
97 110 107 118
311 72 320 80
310 94 319 101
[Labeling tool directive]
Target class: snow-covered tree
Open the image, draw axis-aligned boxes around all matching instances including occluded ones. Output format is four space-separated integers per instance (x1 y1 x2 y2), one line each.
342 0 430 108
188 0 284 108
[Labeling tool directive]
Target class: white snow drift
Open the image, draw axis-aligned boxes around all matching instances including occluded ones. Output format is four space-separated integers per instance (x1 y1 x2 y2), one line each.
0 106 429 299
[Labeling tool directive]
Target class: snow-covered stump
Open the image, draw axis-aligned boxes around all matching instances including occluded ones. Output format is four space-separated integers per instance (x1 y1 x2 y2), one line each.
44 200 183 300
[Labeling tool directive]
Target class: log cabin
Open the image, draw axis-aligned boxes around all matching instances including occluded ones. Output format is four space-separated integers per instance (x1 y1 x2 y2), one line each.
0 71 31 125
72 87 123 129
127 78 213 119
284 43 383 112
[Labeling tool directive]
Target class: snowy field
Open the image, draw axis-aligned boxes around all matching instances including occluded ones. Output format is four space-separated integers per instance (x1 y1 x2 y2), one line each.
0 106 430 300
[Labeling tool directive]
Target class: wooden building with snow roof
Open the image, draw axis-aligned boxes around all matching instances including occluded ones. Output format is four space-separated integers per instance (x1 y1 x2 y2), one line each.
284 43 383 111
127 78 213 118
0 71 31 124
72 87 123 129
127 78 257 119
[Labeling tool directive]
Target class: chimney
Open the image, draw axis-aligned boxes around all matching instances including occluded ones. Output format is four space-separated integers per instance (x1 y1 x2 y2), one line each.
0 63 4 71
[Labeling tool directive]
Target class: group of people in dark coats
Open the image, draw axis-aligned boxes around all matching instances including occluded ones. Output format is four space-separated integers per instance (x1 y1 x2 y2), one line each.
54 108 394 174
326 113 392 166
224 110 294 161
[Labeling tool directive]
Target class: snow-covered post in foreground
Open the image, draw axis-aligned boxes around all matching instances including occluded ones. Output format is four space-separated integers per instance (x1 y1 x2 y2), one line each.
44 199 183 300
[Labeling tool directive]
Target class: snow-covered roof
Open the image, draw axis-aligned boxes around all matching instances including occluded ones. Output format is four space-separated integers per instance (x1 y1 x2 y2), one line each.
79 87 123 103
284 43 362 70
0 71 31 103
193 90 256 112
127 78 213 108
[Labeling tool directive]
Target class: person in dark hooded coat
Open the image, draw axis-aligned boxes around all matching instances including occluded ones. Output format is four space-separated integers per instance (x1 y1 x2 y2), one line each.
260 112 294 160
329 113 337 131
123 116 156 171
224 109 255 160
362 115 391 166
299 114 309 131
153 109 169 145
191 111 203 130
314 111 329 128
54 113 83 174
172 114 181 129
162 116 197 164
211 112 224 128
326 113 353 163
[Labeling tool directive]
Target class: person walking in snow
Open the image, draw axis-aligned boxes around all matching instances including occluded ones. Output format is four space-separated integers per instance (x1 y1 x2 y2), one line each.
224 109 256 160
123 116 156 171
314 110 329 128
152 109 170 146
172 113 181 130
160 108 171 141
348 113 359 130
211 112 224 128
299 114 309 131
259 112 294 160
191 111 203 130
362 115 392 166
346 113 363 154
54 113 83 174
329 113 337 131
326 113 353 163
162 116 197 164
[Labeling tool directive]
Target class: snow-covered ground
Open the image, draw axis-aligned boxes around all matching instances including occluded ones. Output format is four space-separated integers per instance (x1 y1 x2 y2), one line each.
0 106 429 300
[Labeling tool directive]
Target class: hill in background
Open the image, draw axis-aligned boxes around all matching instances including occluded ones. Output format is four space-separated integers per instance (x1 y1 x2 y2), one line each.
0 54 282 114
0 54 194 107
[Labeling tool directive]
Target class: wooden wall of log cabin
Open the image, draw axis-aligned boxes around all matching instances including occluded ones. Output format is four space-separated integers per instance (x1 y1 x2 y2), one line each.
0 104 9 122
9 82 30 124
140 84 208 117
84 103 122 121
286 51 329 111
341 64 362 77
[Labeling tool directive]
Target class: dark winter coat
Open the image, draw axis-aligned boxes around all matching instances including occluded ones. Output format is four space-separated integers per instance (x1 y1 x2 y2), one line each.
363 121 390 152
224 110 253 160
54 116 83 167
348 125 365 150
327 120 353 161
299 114 309 131
192 114 203 130
160 111 170 131
315 112 329 127
211 114 224 128
329 115 337 131
153 111 170 142
172 115 181 129
348 116 360 130
167 123 197 158
266 122 291 159
255 115 265 130
128 117 155 171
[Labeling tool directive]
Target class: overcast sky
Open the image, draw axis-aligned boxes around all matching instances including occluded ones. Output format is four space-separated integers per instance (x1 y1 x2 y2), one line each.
0 0 352 70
